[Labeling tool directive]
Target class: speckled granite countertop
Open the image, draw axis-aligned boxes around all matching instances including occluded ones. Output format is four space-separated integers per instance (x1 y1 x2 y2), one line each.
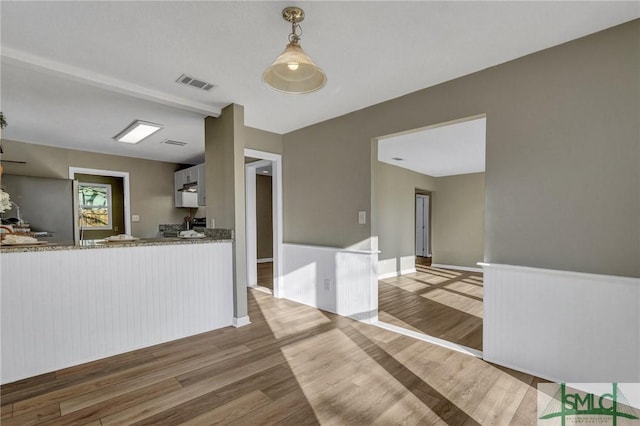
0 237 233 254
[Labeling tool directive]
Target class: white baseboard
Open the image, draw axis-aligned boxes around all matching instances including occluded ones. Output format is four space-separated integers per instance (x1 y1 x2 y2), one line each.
431 263 483 273
232 316 251 328
257 258 273 264
378 267 417 280
374 321 483 358
378 271 397 280
252 286 272 295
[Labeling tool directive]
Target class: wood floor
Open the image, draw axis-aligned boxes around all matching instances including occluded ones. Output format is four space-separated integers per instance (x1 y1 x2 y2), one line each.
378 261 484 351
257 262 273 290
0 288 543 425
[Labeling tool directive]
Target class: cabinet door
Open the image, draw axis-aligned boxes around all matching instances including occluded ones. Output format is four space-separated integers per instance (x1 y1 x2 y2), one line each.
174 169 186 207
185 166 198 184
197 164 206 206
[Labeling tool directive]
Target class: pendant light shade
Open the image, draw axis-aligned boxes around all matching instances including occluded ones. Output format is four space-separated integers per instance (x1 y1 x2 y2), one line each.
263 7 326 95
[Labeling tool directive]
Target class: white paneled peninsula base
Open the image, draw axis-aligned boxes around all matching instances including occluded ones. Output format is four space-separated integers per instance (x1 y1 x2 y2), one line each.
1 239 233 384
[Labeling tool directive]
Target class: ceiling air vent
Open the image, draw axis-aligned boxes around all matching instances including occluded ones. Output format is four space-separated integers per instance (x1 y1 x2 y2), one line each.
176 74 215 91
161 139 188 147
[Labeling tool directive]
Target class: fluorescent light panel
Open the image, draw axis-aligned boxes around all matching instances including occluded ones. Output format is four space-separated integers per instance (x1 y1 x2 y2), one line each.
114 120 163 144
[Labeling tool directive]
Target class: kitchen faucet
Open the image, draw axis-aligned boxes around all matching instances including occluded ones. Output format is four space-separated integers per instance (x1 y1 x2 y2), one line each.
9 201 21 224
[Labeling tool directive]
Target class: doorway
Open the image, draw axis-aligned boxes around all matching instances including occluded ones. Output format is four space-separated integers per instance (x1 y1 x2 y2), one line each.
415 192 431 265
68 167 131 240
373 114 486 355
244 149 283 298
75 174 125 240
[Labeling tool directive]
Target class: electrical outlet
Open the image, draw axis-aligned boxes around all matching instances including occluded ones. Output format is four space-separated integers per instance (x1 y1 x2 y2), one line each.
323 279 331 291
132 215 140 222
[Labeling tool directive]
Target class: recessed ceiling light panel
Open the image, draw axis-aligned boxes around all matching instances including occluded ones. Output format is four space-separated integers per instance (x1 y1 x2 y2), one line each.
114 120 163 144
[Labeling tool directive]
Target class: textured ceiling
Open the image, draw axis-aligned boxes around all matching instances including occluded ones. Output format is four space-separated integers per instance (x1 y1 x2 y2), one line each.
1 2 637 163
378 117 486 177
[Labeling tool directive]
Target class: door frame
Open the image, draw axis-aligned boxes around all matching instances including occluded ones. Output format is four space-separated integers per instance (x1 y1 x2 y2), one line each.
69 167 131 236
415 190 432 258
244 149 283 298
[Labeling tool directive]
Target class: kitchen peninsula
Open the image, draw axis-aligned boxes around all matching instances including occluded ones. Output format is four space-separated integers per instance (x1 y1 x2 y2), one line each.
1 234 234 384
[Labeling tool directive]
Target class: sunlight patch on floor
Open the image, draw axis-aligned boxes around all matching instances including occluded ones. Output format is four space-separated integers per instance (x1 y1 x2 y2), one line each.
377 311 424 334
374 320 483 358
252 291 332 339
447 281 484 298
419 288 483 318
278 327 451 425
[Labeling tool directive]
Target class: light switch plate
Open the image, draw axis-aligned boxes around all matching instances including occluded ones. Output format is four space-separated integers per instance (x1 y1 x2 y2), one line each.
358 211 366 225
132 215 140 222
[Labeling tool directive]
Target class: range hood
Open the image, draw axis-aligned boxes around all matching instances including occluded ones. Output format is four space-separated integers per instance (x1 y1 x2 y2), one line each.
177 182 198 192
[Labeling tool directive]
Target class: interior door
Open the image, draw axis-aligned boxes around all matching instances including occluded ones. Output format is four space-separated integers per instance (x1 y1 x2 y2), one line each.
415 194 430 257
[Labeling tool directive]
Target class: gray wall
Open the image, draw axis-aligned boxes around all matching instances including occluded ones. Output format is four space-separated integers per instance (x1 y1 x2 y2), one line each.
283 20 639 277
284 114 373 248
256 174 273 259
374 162 484 275
205 104 248 320
1 139 184 237
245 126 280 260
245 126 283 155
375 160 436 277
432 173 485 268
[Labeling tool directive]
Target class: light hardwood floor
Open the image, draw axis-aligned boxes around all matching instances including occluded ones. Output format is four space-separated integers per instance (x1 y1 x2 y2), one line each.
0 288 543 425
257 262 273 290
379 263 484 351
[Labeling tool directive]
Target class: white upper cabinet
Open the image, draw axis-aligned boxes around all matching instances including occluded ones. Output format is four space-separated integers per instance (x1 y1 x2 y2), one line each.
175 163 206 207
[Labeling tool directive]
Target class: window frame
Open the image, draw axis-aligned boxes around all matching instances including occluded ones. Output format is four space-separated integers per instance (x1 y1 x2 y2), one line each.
78 182 113 230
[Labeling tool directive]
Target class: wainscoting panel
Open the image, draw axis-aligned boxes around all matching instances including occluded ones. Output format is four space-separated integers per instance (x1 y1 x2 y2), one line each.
1 242 233 384
282 244 378 322
481 263 640 382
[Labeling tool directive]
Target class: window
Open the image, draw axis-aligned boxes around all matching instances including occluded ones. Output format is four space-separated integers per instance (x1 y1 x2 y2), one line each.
78 183 112 229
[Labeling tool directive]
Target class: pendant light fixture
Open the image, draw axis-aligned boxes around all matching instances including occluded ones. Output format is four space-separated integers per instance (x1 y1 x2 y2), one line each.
263 7 327 94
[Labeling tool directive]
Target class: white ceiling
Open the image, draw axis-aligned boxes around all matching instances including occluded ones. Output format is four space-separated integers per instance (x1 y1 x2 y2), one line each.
378 117 486 177
1 2 638 164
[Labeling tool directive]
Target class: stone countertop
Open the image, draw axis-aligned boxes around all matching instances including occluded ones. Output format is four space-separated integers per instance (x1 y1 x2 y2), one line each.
0 237 233 254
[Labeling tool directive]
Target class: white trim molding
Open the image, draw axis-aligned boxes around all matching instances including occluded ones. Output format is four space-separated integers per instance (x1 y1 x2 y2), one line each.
480 262 640 383
374 321 483 358
245 165 258 288
378 268 417 280
232 316 252 328
431 264 483 273
69 167 132 236
378 271 398 280
244 149 283 298
3 47 220 117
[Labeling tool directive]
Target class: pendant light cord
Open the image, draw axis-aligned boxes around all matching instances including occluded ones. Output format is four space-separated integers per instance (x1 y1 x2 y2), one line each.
288 20 302 44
